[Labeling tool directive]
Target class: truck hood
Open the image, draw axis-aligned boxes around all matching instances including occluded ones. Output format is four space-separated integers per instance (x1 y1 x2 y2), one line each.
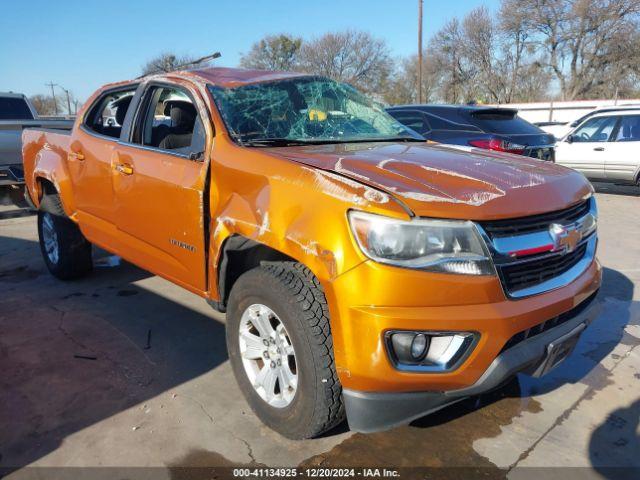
264 142 593 220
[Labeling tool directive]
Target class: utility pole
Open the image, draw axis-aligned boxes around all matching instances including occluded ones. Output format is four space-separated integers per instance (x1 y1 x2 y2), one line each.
46 81 58 115
61 87 72 115
418 0 424 104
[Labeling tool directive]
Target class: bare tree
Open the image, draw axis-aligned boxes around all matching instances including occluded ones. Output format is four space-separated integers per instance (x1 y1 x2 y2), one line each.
430 19 477 103
29 94 61 116
240 34 302 70
382 55 439 105
504 0 640 100
297 30 394 93
462 5 550 103
141 52 198 75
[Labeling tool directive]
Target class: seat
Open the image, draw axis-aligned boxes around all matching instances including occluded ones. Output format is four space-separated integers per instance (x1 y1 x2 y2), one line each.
158 101 197 150
99 95 132 138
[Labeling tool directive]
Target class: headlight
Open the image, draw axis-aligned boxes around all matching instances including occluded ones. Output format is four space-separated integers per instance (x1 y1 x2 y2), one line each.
348 211 494 275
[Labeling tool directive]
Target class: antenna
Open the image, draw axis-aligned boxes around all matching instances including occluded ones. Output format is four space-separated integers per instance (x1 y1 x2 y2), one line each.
137 51 222 79
175 51 222 71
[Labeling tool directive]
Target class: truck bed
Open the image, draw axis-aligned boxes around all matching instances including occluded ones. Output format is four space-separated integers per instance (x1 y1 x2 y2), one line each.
1 120 73 185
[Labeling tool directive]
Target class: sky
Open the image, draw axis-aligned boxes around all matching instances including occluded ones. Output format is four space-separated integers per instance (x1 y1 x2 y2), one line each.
0 0 500 103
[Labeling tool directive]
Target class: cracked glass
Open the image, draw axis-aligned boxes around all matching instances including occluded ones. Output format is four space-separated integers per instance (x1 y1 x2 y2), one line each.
208 77 423 146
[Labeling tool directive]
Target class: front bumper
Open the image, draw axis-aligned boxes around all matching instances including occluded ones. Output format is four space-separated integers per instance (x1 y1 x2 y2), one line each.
343 292 601 432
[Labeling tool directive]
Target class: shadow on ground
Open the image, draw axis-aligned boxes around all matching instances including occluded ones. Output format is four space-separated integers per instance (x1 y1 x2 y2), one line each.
592 182 640 197
0 236 228 472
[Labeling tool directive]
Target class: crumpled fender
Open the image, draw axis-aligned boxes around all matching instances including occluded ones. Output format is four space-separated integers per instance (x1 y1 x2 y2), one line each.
207 137 411 294
22 129 76 218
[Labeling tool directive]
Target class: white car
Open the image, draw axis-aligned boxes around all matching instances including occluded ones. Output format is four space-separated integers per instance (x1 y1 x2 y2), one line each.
555 110 640 187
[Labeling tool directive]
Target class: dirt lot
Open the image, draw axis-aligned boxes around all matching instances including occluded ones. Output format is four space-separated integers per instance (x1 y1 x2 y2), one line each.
1 184 639 480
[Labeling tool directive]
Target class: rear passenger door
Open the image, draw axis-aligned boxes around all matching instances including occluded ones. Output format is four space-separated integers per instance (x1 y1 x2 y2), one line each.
112 82 210 293
605 115 640 182
69 85 138 236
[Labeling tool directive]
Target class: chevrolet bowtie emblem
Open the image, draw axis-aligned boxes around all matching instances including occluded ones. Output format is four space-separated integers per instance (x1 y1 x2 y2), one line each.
549 223 582 253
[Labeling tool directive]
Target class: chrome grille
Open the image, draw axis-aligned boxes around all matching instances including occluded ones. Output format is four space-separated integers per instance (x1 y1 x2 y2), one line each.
478 198 597 298
481 200 590 237
499 242 588 293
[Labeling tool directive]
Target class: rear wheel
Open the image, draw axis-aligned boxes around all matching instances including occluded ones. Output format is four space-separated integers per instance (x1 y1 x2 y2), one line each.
226 262 345 439
37 193 93 280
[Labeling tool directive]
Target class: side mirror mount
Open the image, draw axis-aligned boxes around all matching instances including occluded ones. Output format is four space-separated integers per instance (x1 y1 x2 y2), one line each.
566 134 574 144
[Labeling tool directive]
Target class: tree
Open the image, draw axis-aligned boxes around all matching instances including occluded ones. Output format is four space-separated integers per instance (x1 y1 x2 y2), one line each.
430 18 476 103
297 30 394 93
239 34 302 70
141 52 198 75
29 94 61 116
503 0 640 100
382 55 439 105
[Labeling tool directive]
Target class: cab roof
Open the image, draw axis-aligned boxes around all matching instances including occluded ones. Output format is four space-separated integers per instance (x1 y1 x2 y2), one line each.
185 67 310 88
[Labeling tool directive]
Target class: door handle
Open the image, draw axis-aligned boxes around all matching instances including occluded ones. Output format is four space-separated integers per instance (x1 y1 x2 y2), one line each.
114 163 134 175
593 147 605 151
68 151 85 161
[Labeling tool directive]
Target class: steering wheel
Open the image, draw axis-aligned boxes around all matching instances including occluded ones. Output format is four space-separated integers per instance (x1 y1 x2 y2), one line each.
580 132 590 141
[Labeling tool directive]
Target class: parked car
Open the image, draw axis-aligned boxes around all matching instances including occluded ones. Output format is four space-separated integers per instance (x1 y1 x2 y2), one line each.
387 105 556 161
0 92 73 205
543 105 640 139
23 68 601 438
556 110 640 186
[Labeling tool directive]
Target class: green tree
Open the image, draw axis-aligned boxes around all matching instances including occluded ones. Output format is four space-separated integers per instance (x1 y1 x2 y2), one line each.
239 34 303 71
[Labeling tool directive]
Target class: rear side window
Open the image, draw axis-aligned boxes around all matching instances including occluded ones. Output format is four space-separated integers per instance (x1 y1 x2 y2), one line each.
424 113 480 132
0 97 34 120
466 110 541 135
614 115 640 142
84 87 137 139
132 85 205 158
388 110 431 134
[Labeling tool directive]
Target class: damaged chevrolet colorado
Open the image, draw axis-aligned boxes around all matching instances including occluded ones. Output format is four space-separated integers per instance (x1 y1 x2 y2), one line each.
22 68 601 439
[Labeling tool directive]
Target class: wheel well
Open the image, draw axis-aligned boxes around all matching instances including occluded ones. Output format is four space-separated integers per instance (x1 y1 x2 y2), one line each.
214 235 296 312
37 178 58 198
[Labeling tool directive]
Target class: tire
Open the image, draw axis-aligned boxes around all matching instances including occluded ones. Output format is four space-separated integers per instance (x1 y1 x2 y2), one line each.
37 193 93 280
226 262 345 439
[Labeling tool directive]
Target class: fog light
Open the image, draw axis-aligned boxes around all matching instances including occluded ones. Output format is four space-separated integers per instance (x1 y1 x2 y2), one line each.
410 334 428 360
387 331 476 372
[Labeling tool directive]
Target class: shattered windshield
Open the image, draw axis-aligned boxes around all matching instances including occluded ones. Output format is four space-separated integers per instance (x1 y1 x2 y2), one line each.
208 77 423 146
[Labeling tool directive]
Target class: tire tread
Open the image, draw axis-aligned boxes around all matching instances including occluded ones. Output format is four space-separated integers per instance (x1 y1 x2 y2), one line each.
259 261 345 437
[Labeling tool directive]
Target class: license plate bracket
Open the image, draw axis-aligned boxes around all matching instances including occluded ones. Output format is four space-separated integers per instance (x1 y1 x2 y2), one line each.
532 323 586 378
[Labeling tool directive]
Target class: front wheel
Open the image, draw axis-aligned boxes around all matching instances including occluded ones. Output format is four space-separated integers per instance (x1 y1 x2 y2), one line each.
37 193 93 280
226 262 345 439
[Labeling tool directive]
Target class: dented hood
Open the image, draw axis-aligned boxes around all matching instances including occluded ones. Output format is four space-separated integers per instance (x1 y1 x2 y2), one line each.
265 142 593 220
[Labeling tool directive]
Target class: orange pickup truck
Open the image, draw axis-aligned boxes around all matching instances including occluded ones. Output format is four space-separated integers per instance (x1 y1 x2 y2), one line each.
22 68 601 439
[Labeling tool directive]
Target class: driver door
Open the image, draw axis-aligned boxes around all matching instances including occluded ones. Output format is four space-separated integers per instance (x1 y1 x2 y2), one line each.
555 115 619 180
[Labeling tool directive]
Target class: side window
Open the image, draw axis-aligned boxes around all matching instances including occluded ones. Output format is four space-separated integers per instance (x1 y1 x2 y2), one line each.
84 87 137 139
133 85 205 158
424 113 480 132
614 116 640 142
388 111 431 134
572 116 618 143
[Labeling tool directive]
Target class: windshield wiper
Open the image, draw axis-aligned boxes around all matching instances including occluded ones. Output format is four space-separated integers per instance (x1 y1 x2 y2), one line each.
242 136 425 147
365 136 425 143
242 138 317 147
